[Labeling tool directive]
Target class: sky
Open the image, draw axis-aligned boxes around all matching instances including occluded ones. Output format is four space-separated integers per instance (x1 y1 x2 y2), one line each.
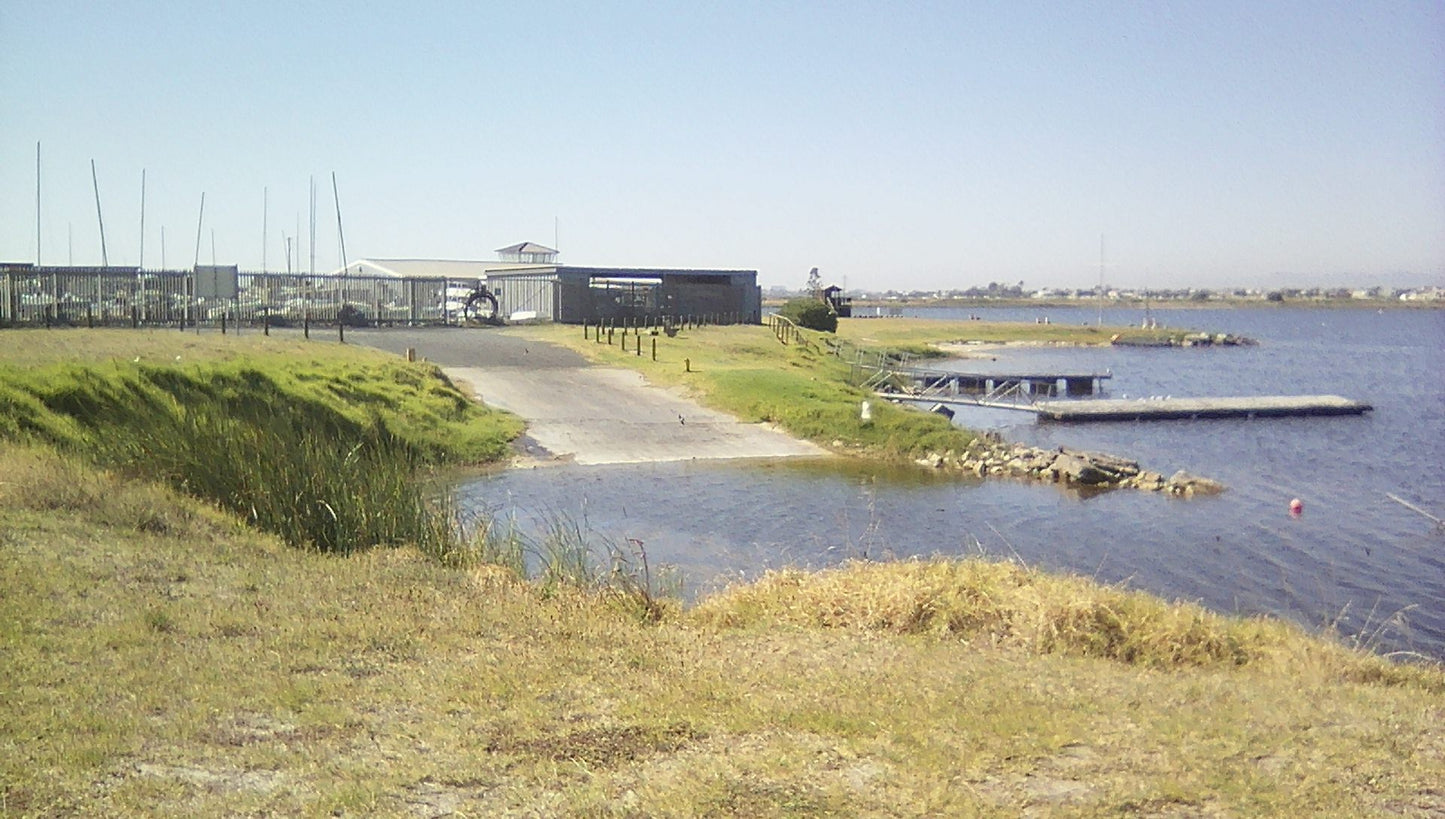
2 1 1442 292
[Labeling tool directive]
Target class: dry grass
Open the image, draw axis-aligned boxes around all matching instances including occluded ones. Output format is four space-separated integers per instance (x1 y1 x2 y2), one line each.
3 443 1443 817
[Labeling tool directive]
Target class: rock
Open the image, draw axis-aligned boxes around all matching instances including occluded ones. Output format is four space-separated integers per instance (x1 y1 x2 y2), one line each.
1166 470 1226 496
1051 452 1113 485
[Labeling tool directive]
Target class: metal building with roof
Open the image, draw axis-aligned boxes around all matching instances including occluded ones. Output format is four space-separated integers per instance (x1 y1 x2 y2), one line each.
485 264 760 324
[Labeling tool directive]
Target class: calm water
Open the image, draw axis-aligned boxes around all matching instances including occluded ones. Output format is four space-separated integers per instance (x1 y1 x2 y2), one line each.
456 306 1445 659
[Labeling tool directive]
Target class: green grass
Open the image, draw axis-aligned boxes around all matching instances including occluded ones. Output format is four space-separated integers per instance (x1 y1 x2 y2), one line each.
0 329 523 552
2 443 1442 816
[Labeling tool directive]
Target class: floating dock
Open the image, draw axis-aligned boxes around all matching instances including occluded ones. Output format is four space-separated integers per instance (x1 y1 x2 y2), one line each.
1033 395 1372 422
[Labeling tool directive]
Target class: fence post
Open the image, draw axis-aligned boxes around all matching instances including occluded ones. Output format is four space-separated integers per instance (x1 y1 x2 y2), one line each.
652 338 657 361
339 322 345 343
304 314 310 339
221 313 227 335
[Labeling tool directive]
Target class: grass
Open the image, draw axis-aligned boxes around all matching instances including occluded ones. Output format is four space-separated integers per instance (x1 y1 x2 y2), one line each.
0 328 523 552
2 442 1442 816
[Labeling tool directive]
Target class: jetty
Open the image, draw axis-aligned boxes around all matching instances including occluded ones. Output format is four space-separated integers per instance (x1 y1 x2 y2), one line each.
1031 395 1373 422
865 365 1373 423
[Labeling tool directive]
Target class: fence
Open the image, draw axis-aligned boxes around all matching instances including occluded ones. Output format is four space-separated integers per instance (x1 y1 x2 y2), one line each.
0 267 486 329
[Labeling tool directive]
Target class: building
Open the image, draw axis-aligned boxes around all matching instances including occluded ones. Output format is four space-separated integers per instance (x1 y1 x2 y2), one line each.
485 265 761 324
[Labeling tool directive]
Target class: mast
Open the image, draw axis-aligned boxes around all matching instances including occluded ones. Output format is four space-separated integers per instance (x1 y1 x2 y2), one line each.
193 192 206 269
139 169 146 270
331 172 348 275
262 186 268 274
308 176 316 277
92 160 109 267
35 142 40 265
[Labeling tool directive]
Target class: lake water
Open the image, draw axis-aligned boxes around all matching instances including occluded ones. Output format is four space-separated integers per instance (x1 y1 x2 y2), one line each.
455 306 1445 659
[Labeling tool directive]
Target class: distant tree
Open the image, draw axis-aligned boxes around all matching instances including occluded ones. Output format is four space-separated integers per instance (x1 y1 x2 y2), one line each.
1266 291 1285 303
1189 290 1212 302
779 298 838 332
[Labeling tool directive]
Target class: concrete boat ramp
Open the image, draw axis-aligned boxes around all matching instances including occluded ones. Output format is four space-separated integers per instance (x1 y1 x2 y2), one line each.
346 328 825 465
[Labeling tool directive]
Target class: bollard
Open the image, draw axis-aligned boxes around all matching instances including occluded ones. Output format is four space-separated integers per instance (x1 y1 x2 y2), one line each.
652 337 657 361
221 313 226 335
635 334 641 356
263 312 270 336
607 327 613 345
685 357 690 372
339 322 345 343
304 315 310 339
406 347 416 362
584 323 589 340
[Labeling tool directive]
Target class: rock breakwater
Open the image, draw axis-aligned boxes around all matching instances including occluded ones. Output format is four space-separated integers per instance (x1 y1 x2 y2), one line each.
914 437 1225 496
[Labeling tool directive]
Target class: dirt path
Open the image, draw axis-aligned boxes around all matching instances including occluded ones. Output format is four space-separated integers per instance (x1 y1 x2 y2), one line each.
346 328 826 465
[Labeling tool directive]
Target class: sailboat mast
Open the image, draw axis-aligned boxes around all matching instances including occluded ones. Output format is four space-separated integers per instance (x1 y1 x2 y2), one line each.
92 160 109 268
139 169 146 270
331 172 348 275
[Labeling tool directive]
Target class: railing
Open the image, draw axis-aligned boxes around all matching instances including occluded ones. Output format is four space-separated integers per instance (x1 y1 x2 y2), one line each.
0 267 488 328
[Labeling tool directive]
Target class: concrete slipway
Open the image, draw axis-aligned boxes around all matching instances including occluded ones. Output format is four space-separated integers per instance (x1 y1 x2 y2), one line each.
346 328 825 465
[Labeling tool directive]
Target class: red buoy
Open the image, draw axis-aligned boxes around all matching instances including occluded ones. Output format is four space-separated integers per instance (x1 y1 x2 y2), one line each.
1289 498 1304 517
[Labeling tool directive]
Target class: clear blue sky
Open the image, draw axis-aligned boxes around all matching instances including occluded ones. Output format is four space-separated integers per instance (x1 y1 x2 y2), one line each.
3 1 1442 291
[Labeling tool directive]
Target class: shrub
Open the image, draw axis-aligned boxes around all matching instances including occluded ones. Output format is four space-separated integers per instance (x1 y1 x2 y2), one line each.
778 298 838 332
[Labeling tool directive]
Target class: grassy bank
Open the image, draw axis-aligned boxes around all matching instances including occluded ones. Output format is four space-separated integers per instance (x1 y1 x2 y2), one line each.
0 329 523 551
3 444 1442 816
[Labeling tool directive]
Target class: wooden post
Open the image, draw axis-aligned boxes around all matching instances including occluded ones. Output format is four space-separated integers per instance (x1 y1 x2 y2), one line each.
652 338 657 361
263 312 269 336
607 327 613 345
684 357 690 372
635 334 641 356
584 322 589 340
87 306 94 329
304 314 310 339
406 347 416 362
131 305 138 329
220 313 226 335
339 322 345 343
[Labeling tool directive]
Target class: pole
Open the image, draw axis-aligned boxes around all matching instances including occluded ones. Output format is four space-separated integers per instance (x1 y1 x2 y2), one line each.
91 160 108 267
138 169 146 270
262 186 268 274
35 142 40 265
193 192 206 269
331 172 348 275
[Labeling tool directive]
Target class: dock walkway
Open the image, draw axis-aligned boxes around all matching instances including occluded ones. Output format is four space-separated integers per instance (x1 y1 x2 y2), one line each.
1032 395 1372 422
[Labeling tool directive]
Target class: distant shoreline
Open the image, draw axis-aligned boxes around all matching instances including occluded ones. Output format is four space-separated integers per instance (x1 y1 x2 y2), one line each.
767 296 1442 311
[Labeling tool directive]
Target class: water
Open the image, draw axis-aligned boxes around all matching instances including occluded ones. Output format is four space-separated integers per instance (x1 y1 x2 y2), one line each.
455 306 1445 658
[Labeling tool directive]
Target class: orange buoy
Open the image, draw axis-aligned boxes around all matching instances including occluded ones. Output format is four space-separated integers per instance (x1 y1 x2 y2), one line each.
1289 498 1304 517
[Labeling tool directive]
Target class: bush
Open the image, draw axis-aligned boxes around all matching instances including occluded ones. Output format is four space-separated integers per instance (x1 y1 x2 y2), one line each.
778 298 838 332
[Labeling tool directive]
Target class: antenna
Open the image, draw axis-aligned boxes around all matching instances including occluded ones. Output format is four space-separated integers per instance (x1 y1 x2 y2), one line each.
92 160 109 267
1097 233 1106 326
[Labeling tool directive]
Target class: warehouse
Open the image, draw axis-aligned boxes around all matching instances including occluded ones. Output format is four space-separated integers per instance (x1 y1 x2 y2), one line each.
485 264 761 325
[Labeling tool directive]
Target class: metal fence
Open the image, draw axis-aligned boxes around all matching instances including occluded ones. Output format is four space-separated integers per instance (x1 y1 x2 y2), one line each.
1 267 483 328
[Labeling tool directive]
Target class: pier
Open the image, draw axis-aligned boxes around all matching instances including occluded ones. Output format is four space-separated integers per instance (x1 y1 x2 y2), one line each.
862 365 1113 405
1032 395 1373 422
864 364 1373 423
